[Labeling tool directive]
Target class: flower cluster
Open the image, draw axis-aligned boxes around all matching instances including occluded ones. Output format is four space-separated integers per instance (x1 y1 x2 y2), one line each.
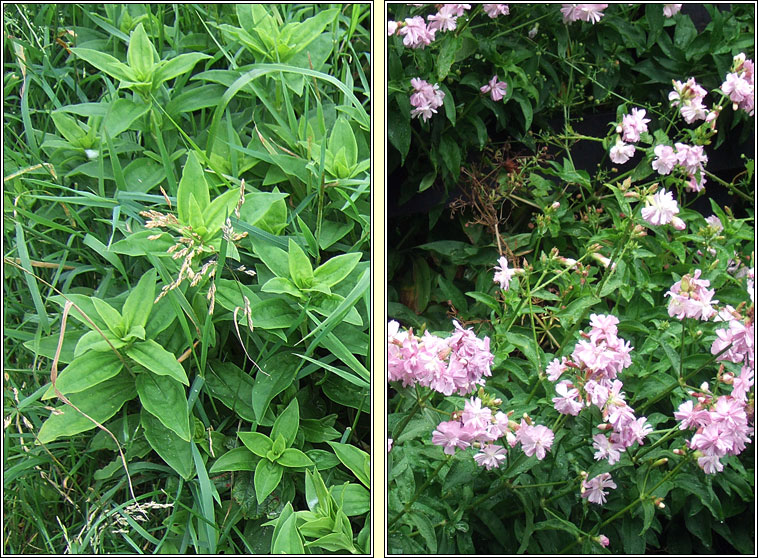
580 472 617 505
640 188 685 230
409 77 445 122
609 108 650 165
548 314 652 465
560 4 608 24
665 269 718 321
388 5 473 46
711 304 754 401
482 4 510 18
721 53 754 116
432 397 555 467
651 142 709 192
675 392 753 474
388 320 494 396
668 77 709 124
481 75 508 102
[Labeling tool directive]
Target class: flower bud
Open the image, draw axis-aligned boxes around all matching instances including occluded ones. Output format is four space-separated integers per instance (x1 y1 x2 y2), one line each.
651 457 668 468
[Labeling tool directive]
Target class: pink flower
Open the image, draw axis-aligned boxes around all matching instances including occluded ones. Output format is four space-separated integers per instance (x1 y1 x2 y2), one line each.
675 143 708 175
481 75 508 102
597 534 610 548
665 269 718 321
427 5 461 33
432 420 471 455
619 108 650 143
581 472 617 505
493 255 515 289
388 438 393 452
483 4 510 18
546 357 568 382
641 188 680 226
663 4 682 17
518 421 554 460
409 78 445 122
561 4 608 24
474 444 507 470
553 381 584 416
592 433 623 464
609 138 635 164
721 54 754 115
462 397 493 431
398 16 436 49
387 21 398 36
651 144 677 175
705 215 723 232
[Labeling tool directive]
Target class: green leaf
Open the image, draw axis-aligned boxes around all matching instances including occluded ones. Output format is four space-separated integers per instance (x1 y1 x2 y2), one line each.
136 373 191 442
239 431 273 458
177 151 210 224
328 117 358 171
71 48 136 83
187 193 207 234
204 188 241 236
326 442 369 488
249 298 300 330
254 242 290 278
51 112 88 147
37 372 135 444
126 23 157 80
271 502 304 554
153 52 211 86
261 277 302 299
288 238 313 289
270 398 300 448
310 294 362 327
209 447 259 473
388 96 411 162
121 268 156 331
91 297 124 337
276 447 314 468
126 339 189 386
102 98 150 138
42 351 123 400
205 361 257 423
313 253 362 288
239 192 289 236
141 409 194 479
330 483 370 516
252 352 300 420
254 458 284 504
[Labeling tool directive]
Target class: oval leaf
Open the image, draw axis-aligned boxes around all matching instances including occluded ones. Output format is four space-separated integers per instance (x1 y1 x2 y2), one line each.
136 373 191 442
126 339 189 386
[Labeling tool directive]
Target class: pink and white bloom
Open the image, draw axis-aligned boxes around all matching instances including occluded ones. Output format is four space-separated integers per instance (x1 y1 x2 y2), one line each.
388 438 393 452
493 255 515 290
410 78 445 122
597 535 610 548
483 4 510 18
398 16 436 49
481 75 508 102
561 4 608 24
581 472 617 504
427 5 461 33
517 421 554 460
592 433 623 464
474 444 507 470
663 4 682 17
640 188 680 227
721 54 754 115
619 108 650 143
609 138 635 164
553 381 584 416
651 144 677 175
665 269 718 321
432 420 471 455
387 21 398 36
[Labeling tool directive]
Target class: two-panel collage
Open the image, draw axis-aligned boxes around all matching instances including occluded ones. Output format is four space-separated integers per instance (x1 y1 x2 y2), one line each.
1 2 755 557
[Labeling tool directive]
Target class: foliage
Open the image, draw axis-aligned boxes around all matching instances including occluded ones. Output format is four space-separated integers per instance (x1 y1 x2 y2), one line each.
3 3 370 554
